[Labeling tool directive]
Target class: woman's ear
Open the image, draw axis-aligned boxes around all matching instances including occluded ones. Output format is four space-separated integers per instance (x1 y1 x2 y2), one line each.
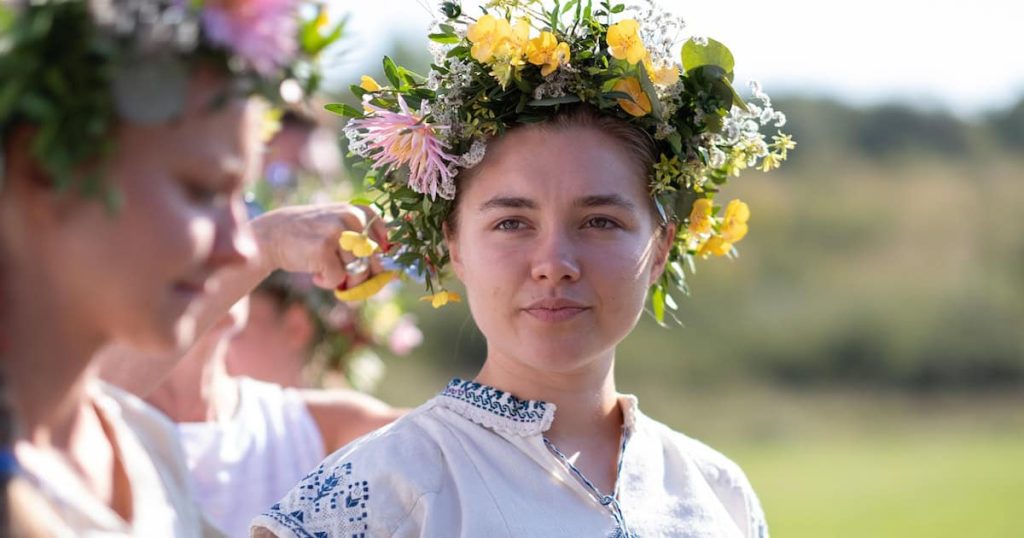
648 222 676 286
442 221 465 281
4 126 49 191
2 126 63 223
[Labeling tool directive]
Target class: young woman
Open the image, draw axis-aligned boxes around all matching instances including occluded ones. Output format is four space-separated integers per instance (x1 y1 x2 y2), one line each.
0 1 385 535
254 2 792 536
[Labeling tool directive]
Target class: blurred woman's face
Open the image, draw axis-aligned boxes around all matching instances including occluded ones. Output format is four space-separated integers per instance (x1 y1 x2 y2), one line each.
447 125 671 375
45 68 261 351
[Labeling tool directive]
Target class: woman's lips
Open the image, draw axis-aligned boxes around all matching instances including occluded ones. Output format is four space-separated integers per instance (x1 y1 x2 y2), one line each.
172 280 209 298
522 298 590 322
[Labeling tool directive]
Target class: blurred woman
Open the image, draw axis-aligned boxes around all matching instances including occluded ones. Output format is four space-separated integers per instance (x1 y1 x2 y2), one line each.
0 1 382 534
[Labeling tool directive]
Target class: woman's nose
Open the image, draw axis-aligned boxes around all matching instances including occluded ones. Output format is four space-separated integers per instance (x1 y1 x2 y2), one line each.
529 227 581 283
207 199 258 271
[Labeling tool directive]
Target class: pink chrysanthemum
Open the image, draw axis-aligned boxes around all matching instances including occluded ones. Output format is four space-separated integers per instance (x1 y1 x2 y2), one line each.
202 0 299 76
347 96 457 200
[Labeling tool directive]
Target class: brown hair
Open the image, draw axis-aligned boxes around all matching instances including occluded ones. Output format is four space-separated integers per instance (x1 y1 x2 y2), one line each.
445 104 660 233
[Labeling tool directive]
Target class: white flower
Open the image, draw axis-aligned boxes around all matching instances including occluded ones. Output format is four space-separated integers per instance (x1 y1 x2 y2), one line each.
691 36 708 46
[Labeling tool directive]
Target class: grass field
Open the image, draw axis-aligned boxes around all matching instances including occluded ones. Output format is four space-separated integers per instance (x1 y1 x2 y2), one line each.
737 432 1020 538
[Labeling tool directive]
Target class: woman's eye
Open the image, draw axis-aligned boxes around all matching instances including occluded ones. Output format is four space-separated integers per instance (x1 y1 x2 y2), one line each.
183 182 221 205
585 217 619 229
495 218 524 231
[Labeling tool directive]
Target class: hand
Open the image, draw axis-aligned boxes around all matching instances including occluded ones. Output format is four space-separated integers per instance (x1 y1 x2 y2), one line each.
250 204 390 290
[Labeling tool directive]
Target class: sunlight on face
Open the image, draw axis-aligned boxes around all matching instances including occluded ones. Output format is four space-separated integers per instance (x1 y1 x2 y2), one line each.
448 125 671 375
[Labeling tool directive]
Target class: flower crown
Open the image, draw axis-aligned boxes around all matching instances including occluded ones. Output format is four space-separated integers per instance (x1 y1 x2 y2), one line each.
332 0 794 324
0 0 343 208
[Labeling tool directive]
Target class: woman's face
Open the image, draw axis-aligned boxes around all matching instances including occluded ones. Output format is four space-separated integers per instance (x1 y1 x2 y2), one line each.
447 125 672 375
41 68 261 351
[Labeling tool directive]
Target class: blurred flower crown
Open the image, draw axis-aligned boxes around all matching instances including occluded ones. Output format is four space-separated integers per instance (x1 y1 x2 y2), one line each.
332 0 795 324
0 0 343 207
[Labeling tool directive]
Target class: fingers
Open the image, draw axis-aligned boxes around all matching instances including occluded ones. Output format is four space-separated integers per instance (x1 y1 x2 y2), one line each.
354 205 391 252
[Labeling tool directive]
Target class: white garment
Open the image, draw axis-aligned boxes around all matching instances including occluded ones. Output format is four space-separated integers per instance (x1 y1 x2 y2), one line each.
178 377 325 538
16 381 214 537
253 378 768 538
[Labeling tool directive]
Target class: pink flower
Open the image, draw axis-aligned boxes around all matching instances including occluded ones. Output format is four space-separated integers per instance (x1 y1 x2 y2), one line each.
202 0 299 76
387 316 423 356
347 96 457 200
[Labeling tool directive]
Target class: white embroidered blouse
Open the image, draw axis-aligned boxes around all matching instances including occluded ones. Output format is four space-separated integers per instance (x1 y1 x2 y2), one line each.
252 378 769 538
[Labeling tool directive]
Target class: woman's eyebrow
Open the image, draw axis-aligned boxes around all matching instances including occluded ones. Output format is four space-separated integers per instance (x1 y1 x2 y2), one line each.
479 196 537 211
574 193 637 211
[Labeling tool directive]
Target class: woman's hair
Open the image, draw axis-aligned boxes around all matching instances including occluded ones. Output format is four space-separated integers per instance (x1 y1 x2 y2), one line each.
445 104 660 233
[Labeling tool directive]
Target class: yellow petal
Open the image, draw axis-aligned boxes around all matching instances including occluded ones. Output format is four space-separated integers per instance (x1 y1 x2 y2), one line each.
420 291 462 309
698 236 732 257
334 271 398 302
339 231 378 257
688 198 714 235
613 77 651 117
359 75 381 92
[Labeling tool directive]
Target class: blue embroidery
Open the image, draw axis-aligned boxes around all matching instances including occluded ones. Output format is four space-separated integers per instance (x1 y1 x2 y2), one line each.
440 378 549 423
262 462 370 538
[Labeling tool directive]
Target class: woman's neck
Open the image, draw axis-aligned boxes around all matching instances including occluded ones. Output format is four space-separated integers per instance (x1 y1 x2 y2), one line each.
476 350 625 492
145 330 238 423
475 350 622 441
1 271 105 450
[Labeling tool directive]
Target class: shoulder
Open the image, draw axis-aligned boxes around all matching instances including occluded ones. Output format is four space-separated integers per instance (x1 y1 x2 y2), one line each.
298 386 407 452
639 413 770 538
93 382 192 482
251 403 451 538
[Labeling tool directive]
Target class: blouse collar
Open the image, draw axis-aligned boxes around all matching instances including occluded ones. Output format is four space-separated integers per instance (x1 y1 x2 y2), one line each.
435 378 640 438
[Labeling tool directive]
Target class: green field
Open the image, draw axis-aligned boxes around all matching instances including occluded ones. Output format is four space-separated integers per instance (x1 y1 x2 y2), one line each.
738 432 1021 538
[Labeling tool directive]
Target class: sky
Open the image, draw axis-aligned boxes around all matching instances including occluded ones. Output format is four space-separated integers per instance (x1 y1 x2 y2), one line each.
324 0 1024 117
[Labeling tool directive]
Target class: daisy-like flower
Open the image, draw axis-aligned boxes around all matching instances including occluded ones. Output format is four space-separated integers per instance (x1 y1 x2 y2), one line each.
201 0 300 76
346 95 458 200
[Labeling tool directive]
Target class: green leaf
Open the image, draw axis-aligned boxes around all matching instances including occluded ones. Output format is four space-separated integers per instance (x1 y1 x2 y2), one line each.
681 37 735 74
382 56 402 88
601 90 634 101
428 33 460 44
527 95 582 107
324 102 364 118
667 132 683 156
637 63 664 120
651 284 666 324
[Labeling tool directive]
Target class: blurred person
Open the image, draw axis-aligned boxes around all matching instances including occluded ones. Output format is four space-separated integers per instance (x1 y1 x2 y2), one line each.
227 270 423 390
0 1 387 535
137 291 404 538
254 3 791 537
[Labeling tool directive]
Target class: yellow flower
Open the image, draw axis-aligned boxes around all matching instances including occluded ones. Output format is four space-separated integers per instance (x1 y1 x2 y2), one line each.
490 49 527 88
720 199 750 244
697 235 731 257
526 31 571 76
606 19 646 65
612 77 652 117
339 231 379 258
334 271 398 302
758 152 781 172
420 290 462 309
468 14 512 63
772 132 797 158
359 75 382 92
687 198 714 235
643 52 680 86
